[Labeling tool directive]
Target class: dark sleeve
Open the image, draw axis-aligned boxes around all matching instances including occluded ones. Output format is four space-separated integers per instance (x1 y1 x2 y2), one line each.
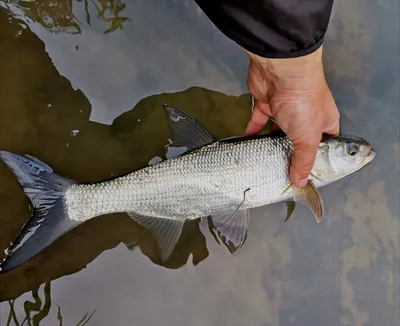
195 0 334 59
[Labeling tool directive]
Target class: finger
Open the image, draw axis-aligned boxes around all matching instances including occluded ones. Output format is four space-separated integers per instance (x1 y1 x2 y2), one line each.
245 104 270 136
323 91 340 136
290 133 321 188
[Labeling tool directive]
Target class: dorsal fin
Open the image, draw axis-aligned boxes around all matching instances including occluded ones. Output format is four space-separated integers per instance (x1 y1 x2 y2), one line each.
162 104 216 158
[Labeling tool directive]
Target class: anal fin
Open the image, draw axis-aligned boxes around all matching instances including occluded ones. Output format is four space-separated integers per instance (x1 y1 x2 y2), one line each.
128 212 185 262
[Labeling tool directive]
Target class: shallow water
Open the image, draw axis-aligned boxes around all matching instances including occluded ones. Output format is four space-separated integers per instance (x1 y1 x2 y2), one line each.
0 1 398 325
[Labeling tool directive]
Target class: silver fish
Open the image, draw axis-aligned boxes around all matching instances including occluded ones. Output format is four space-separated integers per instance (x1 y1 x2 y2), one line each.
0 105 375 273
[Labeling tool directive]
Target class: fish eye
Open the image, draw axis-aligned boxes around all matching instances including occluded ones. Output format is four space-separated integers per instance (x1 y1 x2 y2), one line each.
346 143 360 156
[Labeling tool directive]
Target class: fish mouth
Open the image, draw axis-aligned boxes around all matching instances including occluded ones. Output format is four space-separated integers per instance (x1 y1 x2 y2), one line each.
363 146 376 165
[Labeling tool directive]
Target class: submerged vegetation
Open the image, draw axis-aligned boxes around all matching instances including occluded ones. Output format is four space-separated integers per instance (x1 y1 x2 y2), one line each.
0 0 130 34
5 282 96 326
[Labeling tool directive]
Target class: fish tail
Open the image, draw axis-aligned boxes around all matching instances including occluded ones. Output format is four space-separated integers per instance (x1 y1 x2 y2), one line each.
0 150 80 274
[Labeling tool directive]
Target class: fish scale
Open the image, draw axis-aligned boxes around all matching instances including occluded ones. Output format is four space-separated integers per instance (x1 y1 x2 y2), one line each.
0 105 375 273
65 135 294 222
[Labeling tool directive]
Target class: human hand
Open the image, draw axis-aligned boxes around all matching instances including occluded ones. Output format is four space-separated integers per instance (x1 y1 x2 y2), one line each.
244 46 340 188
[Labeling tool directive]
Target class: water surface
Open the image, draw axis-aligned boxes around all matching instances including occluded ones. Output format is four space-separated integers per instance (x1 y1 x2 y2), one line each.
0 1 399 326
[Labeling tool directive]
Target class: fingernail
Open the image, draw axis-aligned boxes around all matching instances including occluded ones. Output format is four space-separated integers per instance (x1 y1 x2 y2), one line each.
297 177 308 188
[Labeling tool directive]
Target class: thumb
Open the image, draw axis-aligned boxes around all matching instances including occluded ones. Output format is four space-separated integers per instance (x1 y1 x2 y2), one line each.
323 90 340 136
289 133 321 188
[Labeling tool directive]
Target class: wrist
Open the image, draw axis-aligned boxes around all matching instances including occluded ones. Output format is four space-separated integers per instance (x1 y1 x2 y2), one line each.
246 47 324 80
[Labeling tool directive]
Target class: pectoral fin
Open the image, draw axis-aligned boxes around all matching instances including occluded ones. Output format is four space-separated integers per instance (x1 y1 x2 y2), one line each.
209 209 250 253
128 213 186 262
293 180 324 223
284 201 296 222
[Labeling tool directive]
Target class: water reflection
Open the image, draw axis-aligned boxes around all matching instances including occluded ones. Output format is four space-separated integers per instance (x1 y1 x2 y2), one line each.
1 0 130 34
0 2 257 301
0 0 399 325
6 281 96 325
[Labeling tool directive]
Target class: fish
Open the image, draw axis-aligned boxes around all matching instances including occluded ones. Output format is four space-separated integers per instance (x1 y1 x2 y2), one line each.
0 104 375 273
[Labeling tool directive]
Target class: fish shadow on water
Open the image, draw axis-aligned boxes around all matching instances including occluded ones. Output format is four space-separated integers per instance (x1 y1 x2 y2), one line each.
0 87 254 301
0 6 258 301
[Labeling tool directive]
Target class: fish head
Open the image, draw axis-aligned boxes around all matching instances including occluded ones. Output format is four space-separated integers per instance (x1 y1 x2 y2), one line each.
311 135 376 184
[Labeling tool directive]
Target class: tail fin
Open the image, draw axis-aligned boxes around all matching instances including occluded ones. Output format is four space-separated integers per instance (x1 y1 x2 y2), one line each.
0 150 80 274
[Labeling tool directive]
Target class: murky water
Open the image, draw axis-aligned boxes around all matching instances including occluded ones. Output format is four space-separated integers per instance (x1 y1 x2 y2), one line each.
0 1 398 325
